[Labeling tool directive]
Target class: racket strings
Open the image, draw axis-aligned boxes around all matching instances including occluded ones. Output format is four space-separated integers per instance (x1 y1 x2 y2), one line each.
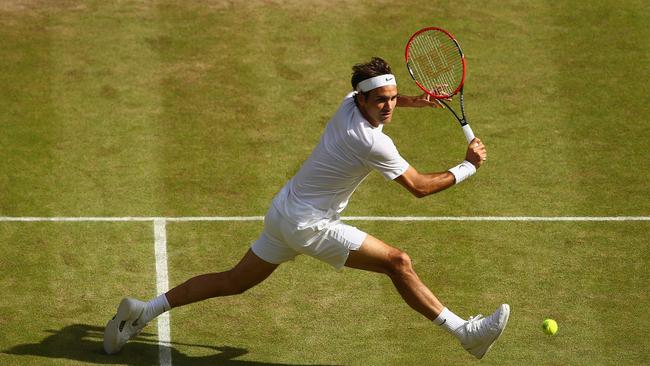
412 37 459 85
412 40 459 94
408 31 463 97
424 36 458 93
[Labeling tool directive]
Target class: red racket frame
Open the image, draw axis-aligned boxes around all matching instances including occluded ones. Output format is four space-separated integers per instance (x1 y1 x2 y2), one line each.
405 27 466 99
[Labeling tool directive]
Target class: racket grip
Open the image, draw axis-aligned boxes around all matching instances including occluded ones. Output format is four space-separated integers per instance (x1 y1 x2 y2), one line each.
462 124 475 144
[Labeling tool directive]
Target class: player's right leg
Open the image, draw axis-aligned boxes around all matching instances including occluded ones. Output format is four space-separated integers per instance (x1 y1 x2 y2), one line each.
344 234 445 320
345 234 509 359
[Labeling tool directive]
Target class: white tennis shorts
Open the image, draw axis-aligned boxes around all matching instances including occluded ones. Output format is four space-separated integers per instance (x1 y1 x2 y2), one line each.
251 205 367 269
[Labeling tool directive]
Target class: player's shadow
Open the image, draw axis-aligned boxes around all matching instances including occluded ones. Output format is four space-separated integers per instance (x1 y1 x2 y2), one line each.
2 324 337 366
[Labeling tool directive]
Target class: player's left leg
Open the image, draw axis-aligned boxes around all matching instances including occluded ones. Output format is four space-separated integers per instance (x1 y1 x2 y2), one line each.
104 249 278 354
165 249 279 307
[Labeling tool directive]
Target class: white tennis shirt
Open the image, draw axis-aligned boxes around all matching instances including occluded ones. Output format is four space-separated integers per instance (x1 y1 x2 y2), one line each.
272 92 410 229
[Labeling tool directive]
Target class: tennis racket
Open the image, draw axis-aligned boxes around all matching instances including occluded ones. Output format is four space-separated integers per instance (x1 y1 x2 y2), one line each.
405 27 475 143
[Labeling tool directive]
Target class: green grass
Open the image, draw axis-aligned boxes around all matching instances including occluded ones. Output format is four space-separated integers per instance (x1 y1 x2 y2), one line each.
1 0 649 365
0 222 159 365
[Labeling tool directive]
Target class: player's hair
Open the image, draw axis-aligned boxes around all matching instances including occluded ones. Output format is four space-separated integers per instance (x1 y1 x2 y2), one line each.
351 57 393 95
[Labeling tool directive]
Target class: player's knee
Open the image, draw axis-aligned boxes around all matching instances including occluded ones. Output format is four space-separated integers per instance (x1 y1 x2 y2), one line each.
223 270 254 295
387 250 413 276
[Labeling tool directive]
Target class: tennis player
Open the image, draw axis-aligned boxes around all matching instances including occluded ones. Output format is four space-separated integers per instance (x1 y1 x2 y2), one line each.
104 57 509 360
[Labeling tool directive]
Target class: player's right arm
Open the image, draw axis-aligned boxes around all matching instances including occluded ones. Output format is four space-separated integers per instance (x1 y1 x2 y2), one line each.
394 167 455 198
395 138 487 198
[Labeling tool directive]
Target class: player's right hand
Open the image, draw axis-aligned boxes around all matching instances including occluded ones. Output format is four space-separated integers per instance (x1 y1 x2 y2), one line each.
465 138 487 168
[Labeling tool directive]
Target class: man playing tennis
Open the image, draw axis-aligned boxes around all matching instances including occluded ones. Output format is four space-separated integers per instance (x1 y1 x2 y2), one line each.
104 57 509 360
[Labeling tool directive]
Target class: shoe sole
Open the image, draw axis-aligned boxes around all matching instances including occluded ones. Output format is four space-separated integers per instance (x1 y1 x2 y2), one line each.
103 298 144 354
474 304 510 359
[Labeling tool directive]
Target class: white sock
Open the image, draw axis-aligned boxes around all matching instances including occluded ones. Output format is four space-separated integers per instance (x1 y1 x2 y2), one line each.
141 294 171 324
433 307 466 337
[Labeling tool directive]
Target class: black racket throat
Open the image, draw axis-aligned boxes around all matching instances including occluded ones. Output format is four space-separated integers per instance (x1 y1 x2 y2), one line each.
438 89 469 127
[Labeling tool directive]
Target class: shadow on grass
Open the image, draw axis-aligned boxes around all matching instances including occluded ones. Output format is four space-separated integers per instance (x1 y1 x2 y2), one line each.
2 324 338 366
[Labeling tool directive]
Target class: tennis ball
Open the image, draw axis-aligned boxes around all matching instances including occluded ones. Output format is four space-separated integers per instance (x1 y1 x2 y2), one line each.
542 319 558 335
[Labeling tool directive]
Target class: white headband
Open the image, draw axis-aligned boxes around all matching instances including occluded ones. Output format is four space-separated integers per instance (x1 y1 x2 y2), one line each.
356 74 397 92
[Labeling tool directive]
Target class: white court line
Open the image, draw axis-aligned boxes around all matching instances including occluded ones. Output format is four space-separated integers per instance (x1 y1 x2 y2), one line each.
0 216 649 222
0 216 264 222
343 216 650 221
153 219 172 366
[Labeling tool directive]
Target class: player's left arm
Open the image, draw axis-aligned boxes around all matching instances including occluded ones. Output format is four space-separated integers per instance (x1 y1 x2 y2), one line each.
396 93 446 108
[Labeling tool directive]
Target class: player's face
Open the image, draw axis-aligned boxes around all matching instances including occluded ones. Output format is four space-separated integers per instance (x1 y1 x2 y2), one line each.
358 85 398 127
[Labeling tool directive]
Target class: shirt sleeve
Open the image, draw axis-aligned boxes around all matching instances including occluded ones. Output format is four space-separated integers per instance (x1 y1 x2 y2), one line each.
365 132 410 180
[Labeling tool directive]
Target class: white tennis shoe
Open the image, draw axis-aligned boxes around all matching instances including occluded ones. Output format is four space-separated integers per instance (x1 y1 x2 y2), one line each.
103 297 148 354
456 304 510 359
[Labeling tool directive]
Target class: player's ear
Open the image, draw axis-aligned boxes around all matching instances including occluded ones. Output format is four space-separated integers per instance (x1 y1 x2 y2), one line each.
356 90 370 105
355 91 365 108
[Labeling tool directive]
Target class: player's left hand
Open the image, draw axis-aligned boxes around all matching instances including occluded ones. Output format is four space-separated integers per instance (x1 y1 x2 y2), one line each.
412 92 448 108
397 93 451 108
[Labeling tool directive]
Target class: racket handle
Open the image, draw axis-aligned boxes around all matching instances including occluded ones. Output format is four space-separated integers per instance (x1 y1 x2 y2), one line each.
462 124 475 144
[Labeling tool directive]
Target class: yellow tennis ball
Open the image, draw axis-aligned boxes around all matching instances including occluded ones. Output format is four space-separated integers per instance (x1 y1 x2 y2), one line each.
542 319 558 335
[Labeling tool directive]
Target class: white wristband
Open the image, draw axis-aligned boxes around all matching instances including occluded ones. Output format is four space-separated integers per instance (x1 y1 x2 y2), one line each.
448 160 476 184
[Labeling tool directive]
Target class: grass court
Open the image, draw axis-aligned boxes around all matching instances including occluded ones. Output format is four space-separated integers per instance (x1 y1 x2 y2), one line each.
1 1 649 365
